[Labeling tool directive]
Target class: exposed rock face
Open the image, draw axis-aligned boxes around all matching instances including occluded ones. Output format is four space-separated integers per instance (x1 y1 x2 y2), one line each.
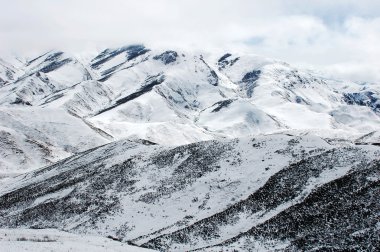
153 51 178 64
343 91 380 113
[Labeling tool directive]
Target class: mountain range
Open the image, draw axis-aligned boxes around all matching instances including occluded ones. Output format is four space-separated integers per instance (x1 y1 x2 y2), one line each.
0 45 379 251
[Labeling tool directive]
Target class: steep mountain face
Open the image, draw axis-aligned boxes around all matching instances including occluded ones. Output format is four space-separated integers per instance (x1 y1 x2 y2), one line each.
0 107 108 176
0 134 378 251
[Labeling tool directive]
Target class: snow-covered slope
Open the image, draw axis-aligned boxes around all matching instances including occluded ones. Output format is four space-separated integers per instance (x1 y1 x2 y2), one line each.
0 45 379 173
0 51 93 105
0 134 379 251
0 229 155 252
0 107 109 176
0 58 24 87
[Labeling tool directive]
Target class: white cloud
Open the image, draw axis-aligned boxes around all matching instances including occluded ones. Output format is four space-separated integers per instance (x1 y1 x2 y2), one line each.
0 0 379 82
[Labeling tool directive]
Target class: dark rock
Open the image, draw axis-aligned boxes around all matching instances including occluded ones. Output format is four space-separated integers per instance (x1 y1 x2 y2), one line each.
91 45 150 69
153 51 178 64
240 70 261 97
218 53 240 69
343 91 380 113
96 73 165 115
211 99 235 113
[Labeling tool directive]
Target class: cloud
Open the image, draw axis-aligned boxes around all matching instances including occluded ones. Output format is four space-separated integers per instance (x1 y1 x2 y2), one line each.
0 0 379 82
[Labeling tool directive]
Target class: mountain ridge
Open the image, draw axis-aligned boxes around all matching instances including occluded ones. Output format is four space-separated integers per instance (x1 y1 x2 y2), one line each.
0 44 379 173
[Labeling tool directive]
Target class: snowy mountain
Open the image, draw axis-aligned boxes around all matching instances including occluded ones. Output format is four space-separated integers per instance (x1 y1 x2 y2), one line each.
0 134 378 251
0 45 379 174
0 45 379 251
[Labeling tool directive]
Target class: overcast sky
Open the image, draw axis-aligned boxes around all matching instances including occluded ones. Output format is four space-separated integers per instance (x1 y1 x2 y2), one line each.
1 0 380 82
